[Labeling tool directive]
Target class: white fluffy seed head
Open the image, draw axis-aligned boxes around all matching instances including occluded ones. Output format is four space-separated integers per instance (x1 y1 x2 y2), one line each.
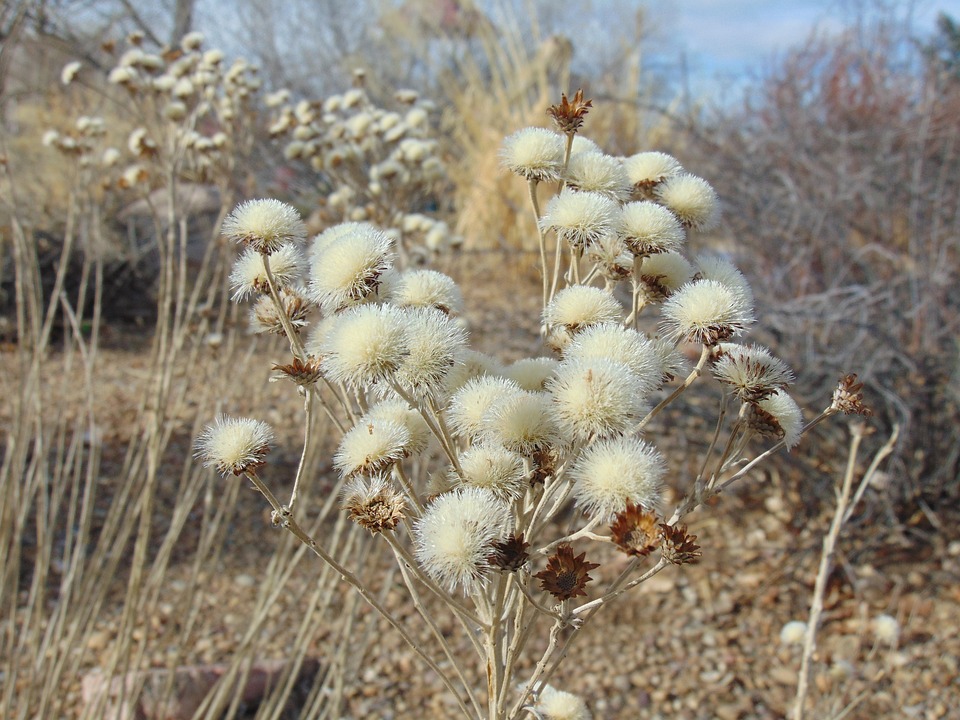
872 614 900 644
500 127 564 182
564 152 631 200
415 486 511 593
780 620 807 646
395 307 468 396
481 390 558 453
623 151 682 189
659 279 754 345
696 254 754 305
319 304 407 387
570 136 600 156
222 199 307 254
570 435 665 519
536 684 593 720
585 234 634 281
547 359 647 441
618 201 685 255
334 419 411 477
636 251 695 302
655 173 720 231
448 376 524 440
387 269 464 314
308 223 394 312
503 357 559 391
713 344 794 402
544 286 622 332
457 444 526 499
540 189 618 250
753 389 803 449
229 243 304 301
563 324 661 394
650 336 687 384
362 399 431 456
195 415 274 476
443 350 506 395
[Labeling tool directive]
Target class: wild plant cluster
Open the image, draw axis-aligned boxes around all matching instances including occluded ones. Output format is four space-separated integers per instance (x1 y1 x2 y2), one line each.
266 77 458 264
200 91 869 720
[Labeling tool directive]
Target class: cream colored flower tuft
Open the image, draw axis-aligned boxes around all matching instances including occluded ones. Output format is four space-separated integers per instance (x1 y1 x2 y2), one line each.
414 486 511 593
319 304 407 387
249 286 310 335
394 307 468 396
570 435 664 519
448 376 524 440
547 358 647 441
481 391 558 454
61 61 83 85
563 324 660 394
308 223 394 312
618 201 685 256
229 243 304 301
387 269 464 314
563 152 631 200
780 620 807 646
500 127 564 182
659 279 754 345
635 251 694 303
749 389 803 449
585 234 633 281
196 415 274 476
503 357 559 391
536 684 593 720
696 254 754 305
655 173 720 231
334 418 412 477
570 135 600 156
181 31 205 51
223 199 307 255
341 475 406 533
540 189 618 250
713 344 794 403
362 399 431 456
624 151 682 196
543 286 622 333
457 444 526 499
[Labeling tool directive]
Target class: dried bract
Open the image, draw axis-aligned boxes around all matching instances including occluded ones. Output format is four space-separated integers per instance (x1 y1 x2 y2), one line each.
832 373 871 416
610 501 661 557
547 88 592 134
535 544 599 601
660 523 702 565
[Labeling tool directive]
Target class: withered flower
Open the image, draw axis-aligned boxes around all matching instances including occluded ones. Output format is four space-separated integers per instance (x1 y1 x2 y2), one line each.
489 533 530 572
610 501 661 557
342 476 406 533
250 287 310 335
547 89 592 134
832 373 871 416
660 523 702 565
271 355 323 386
535 544 600 601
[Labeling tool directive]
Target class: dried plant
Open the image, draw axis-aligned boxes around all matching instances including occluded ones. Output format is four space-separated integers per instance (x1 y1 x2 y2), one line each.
203 90 869 719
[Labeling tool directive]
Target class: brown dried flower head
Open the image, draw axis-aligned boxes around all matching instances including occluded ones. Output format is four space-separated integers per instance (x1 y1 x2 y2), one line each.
271 355 323 386
251 287 310 335
535 543 600 601
342 476 406 533
832 373 871 416
610 501 661 557
547 89 592 135
489 533 530 572
660 523 702 565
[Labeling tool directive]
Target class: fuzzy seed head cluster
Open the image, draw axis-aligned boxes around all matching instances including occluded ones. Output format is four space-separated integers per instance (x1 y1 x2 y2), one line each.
341 475 406 533
308 223 394 312
334 419 411 477
500 127 564 182
660 279 754 345
636 251 694 303
624 151 682 192
544 286 622 332
585 234 634 280
363 399 431 455
394 307 468 396
448 376 523 440
229 243 304 300
563 152 631 200
547 359 646 441
250 286 310 334
457 444 526 499
536 685 593 720
222 199 307 254
319 304 407 387
570 435 664 519
750 389 803 449
696 255 754 305
388 269 464 314
563 324 661 394
196 415 274 476
713 344 794 403
415 486 511 593
655 173 720 231
618 201 685 255
540 189 618 250
481 391 558 453
503 357 559 391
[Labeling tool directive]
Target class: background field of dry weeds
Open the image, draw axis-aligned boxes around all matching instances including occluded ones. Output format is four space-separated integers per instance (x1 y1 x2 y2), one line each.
1 2 958 719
